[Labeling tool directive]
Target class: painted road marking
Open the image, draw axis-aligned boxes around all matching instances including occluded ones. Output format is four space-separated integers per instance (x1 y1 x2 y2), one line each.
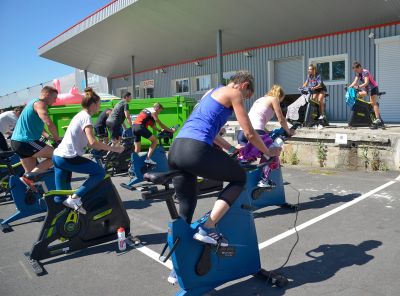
19 260 33 279
135 244 173 270
258 176 399 250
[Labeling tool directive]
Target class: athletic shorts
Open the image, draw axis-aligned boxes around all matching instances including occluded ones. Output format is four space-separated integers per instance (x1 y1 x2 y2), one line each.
370 86 379 97
236 129 266 146
10 139 47 159
0 132 9 151
132 124 153 143
106 122 123 140
94 126 108 138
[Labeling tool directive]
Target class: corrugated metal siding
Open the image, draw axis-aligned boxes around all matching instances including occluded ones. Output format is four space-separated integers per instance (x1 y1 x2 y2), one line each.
111 24 400 122
274 57 303 94
375 36 400 122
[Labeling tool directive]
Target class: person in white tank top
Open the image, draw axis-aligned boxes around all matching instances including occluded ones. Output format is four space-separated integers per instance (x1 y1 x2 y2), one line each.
237 85 294 145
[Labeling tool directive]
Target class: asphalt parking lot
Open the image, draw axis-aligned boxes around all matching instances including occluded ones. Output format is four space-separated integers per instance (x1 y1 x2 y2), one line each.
0 166 399 296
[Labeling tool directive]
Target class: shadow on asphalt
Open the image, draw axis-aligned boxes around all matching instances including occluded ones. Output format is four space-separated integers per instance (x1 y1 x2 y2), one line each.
40 240 129 267
214 240 382 296
138 232 168 246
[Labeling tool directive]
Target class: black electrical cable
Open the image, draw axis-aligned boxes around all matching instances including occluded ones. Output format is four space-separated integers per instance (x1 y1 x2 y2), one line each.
266 181 300 285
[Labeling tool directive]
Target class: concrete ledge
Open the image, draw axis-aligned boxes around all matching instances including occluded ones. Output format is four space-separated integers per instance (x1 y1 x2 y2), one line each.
223 121 400 171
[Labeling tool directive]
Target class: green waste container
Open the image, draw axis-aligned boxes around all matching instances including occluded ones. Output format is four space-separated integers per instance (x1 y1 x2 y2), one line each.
127 96 196 147
47 96 196 146
47 98 120 136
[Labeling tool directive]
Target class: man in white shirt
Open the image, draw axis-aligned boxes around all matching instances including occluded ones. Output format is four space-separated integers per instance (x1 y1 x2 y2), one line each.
0 107 22 151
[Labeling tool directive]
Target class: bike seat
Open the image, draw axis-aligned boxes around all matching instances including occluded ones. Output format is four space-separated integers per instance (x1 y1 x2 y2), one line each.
144 170 181 185
24 171 51 182
0 151 15 160
378 92 386 96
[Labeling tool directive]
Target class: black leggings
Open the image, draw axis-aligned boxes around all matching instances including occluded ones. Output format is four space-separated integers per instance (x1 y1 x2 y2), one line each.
168 138 246 223
0 132 9 151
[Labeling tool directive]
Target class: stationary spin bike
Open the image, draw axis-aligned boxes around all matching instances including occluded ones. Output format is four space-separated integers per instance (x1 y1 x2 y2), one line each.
91 129 134 176
248 126 299 211
25 173 138 276
0 151 24 200
144 164 288 296
286 87 329 128
119 126 177 193
345 86 386 128
0 152 54 232
121 126 223 199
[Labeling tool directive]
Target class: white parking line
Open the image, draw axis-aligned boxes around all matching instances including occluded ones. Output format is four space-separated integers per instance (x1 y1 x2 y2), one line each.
135 244 173 270
258 176 399 250
19 260 32 279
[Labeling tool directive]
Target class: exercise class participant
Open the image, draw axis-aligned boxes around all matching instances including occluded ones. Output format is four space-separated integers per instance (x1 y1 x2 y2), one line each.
94 108 112 143
11 86 61 188
106 91 133 146
132 103 176 165
168 71 281 246
348 61 383 129
237 84 294 146
53 88 123 214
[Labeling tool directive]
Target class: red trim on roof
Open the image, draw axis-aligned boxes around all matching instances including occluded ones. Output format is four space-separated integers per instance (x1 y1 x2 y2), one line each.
38 0 118 49
111 20 400 79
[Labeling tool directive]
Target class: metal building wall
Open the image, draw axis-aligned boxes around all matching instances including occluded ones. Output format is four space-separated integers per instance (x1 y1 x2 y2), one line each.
111 23 399 122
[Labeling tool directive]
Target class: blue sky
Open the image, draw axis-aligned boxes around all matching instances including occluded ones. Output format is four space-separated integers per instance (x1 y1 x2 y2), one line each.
0 0 112 96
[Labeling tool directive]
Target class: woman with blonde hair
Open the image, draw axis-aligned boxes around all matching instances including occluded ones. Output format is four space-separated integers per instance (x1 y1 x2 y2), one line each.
237 84 294 146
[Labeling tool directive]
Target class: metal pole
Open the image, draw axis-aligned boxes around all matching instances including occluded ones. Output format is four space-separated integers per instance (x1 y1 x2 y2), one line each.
84 70 88 88
107 78 113 95
131 56 136 99
216 30 223 86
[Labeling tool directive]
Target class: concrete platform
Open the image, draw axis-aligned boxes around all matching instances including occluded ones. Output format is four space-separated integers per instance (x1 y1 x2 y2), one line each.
223 121 400 171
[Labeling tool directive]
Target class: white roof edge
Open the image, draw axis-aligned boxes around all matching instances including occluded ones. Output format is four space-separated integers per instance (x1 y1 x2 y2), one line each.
38 0 138 55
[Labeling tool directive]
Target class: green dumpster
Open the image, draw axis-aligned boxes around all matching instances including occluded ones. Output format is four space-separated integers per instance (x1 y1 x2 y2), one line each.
127 96 196 147
47 98 120 136
47 96 196 146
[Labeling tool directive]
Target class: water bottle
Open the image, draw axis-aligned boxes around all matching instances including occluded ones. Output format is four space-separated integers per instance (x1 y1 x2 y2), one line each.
271 137 284 148
117 227 126 251
264 137 284 160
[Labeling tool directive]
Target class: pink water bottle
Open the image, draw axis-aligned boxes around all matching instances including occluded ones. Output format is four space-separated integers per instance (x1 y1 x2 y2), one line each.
117 227 126 251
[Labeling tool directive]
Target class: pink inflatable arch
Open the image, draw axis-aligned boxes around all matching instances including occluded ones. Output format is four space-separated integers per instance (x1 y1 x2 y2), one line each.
52 79 84 106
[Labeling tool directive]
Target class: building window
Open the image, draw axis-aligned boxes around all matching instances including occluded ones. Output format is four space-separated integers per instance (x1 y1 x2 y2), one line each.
195 75 211 92
175 78 189 94
309 54 348 85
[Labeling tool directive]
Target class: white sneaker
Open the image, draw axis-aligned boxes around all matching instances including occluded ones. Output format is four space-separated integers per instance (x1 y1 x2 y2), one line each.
372 118 382 125
144 158 157 165
193 226 229 247
318 115 326 120
167 269 178 285
63 196 87 214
